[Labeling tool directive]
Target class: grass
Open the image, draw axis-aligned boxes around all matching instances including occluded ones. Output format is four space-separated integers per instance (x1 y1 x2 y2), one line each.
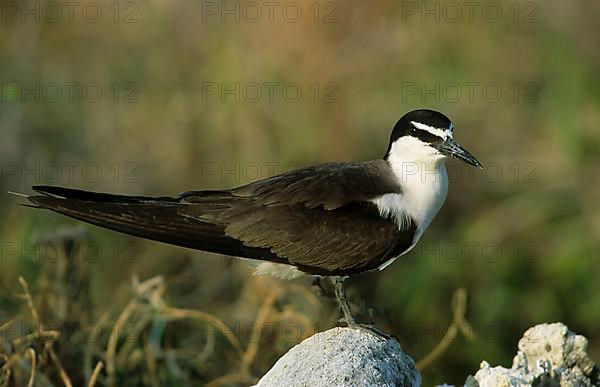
1 229 474 386
1 229 320 386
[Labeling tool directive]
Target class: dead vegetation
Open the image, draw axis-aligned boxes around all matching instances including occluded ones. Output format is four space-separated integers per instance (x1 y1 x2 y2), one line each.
0 228 471 386
0 229 320 386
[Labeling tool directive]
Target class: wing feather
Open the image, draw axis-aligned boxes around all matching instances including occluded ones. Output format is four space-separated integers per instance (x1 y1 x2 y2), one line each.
180 160 414 275
230 160 401 209
26 160 413 276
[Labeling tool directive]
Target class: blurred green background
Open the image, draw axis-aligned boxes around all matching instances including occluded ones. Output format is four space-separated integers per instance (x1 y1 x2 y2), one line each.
1 0 599 385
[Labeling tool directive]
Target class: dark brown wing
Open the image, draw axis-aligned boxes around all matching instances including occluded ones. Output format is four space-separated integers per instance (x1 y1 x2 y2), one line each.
24 160 412 276
228 160 401 210
189 200 415 275
180 160 414 275
24 186 284 263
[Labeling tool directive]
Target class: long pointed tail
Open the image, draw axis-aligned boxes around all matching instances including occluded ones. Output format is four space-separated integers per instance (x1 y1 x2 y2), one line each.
20 185 256 256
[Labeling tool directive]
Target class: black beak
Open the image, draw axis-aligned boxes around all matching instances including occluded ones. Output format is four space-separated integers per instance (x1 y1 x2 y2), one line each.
434 138 482 168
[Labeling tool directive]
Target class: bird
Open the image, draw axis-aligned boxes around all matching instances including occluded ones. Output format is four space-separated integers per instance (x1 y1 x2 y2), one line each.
16 109 481 327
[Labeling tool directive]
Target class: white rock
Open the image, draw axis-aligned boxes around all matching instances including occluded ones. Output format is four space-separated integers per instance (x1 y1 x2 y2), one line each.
467 323 598 387
256 327 420 387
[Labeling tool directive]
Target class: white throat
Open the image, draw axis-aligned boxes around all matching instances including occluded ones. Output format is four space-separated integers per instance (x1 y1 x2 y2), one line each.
373 137 449 240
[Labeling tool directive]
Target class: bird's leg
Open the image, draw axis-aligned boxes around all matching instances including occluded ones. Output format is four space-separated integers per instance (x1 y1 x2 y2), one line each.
329 278 391 337
332 277 356 328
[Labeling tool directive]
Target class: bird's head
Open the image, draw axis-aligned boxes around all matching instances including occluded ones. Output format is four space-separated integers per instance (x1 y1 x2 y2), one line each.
385 109 482 168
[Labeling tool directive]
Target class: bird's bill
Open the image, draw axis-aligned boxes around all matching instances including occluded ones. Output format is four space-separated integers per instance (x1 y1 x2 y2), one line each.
434 139 482 168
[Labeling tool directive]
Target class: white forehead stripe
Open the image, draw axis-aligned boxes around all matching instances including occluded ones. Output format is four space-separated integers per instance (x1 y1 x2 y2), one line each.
410 121 452 140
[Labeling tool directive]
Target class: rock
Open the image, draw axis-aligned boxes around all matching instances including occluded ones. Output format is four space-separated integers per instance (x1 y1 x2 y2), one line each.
257 322 597 387
255 327 420 387
465 323 598 387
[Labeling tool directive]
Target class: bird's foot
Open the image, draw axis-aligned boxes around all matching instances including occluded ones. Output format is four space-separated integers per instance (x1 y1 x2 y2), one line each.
335 318 391 338
336 315 358 328
356 322 392 339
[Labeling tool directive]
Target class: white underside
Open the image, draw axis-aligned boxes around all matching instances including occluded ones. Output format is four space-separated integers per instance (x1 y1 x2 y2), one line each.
250 260 305 279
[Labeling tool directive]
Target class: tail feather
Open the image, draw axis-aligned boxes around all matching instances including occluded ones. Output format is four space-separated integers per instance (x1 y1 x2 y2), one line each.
32 185 176 203
22 186 281 262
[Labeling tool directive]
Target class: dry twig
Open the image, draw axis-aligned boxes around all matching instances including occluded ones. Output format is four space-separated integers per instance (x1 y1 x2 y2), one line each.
87 361 104 387
416 288 474 371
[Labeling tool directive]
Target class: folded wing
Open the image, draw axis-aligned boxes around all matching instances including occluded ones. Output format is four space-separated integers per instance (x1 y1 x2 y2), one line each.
181 160 415 275
25 160 414 275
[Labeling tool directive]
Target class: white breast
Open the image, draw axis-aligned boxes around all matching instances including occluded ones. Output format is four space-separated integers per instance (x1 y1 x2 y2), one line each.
371 138 449 269
373 167 448 237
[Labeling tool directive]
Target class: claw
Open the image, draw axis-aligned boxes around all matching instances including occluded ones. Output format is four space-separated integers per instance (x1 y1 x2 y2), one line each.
355 323 391 338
